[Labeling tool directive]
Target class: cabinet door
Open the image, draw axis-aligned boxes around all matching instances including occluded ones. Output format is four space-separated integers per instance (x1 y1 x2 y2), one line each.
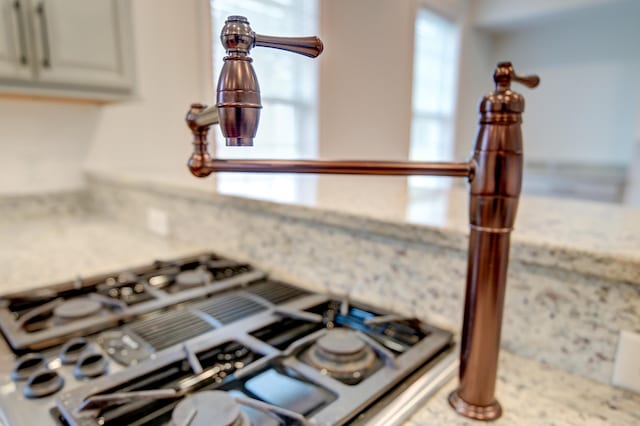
0 0 33 80
31 0 134 90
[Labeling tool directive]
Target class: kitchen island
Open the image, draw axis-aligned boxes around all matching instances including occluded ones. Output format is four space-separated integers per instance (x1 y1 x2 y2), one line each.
0 172 638 425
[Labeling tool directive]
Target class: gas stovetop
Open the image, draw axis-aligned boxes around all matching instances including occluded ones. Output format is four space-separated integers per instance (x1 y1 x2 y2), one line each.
0 253 455 426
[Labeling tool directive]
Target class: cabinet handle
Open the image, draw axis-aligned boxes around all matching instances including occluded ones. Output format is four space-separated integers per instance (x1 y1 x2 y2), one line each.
36 2 51 68
12 1 28 65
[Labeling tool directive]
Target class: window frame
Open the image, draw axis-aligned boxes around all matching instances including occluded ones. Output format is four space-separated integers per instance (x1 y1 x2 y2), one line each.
409 7 460 190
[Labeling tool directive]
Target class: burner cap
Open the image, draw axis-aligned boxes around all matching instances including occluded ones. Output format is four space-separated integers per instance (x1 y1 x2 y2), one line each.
176 269 212 288
303 329 377 384
171 391 248 426
316 329 367 356
53 298 102 320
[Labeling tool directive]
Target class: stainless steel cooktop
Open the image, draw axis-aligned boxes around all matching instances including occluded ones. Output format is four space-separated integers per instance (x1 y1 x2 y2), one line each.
0 253 456 426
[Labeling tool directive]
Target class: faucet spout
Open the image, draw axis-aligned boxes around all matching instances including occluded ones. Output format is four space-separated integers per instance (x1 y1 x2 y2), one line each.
215 16 323 147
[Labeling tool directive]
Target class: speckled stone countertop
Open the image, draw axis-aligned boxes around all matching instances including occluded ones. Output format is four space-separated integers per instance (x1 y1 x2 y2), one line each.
407 351 640 426
85 170 640 284
0 216 203 294
1 213 639 425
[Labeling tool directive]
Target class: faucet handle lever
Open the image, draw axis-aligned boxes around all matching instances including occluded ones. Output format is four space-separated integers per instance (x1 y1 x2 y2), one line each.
254 34 323 58
220 16 323 58
493 62 540 90
512 73 540 89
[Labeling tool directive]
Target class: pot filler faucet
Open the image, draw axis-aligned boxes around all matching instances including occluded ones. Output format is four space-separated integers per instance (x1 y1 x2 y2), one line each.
185 15 539 421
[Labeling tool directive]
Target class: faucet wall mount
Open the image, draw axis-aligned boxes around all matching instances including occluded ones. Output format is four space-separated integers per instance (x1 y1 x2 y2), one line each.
186 16 539 421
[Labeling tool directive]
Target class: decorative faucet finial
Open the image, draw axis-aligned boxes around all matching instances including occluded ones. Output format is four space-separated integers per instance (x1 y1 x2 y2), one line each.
493 62 540 91
220 16 255 56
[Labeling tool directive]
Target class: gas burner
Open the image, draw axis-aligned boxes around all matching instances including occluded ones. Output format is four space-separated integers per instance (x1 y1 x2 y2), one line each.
0 253 454 426
53 298 102 321
302 329 377 385
171 391 250 426
0 252 264 350
176 268 213 288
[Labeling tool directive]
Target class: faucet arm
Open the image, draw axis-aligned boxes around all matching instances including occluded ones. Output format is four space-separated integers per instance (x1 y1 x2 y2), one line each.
185 103 474 179
191 157 473 178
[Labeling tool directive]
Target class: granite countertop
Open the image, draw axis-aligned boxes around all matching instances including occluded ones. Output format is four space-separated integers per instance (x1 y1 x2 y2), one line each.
408 350 640 426
1 213 639 425
214 174 640 284
0 215 204 294
85 170 640 284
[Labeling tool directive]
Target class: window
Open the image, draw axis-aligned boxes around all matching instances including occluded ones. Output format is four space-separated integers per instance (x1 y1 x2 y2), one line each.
409 8 459 191
210 0 319 203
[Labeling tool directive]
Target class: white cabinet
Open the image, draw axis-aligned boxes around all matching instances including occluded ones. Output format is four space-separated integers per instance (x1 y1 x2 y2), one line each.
0 0 135 100
0 0 32 80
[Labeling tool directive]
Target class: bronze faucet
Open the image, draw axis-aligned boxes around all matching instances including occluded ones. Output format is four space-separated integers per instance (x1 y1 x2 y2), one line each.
185 15 539 421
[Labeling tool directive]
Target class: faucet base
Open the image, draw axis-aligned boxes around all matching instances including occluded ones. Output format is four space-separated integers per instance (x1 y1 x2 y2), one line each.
448 390 502 421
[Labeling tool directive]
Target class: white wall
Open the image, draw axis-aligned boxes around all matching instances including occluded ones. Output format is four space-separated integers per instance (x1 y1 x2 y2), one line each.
315 0 419 206
490 1 640 166
317 0 416 161
451 0 494 160
84 0 215 190
474 0 625 29
0 99 99 194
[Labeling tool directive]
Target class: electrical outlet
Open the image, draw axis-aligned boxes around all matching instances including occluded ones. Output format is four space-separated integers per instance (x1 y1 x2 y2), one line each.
146 207 169 237
612 330 640 393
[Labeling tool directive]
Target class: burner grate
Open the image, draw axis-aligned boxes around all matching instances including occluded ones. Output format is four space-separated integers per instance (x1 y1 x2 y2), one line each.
72 342 260 426
245 280 309 305
128 310 214 351
192 294 266 324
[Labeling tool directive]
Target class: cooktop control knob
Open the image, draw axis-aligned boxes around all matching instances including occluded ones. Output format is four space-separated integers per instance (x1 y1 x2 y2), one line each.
74 353 108 379
24 369 64 398
60 337 89 364
12 353 46 381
